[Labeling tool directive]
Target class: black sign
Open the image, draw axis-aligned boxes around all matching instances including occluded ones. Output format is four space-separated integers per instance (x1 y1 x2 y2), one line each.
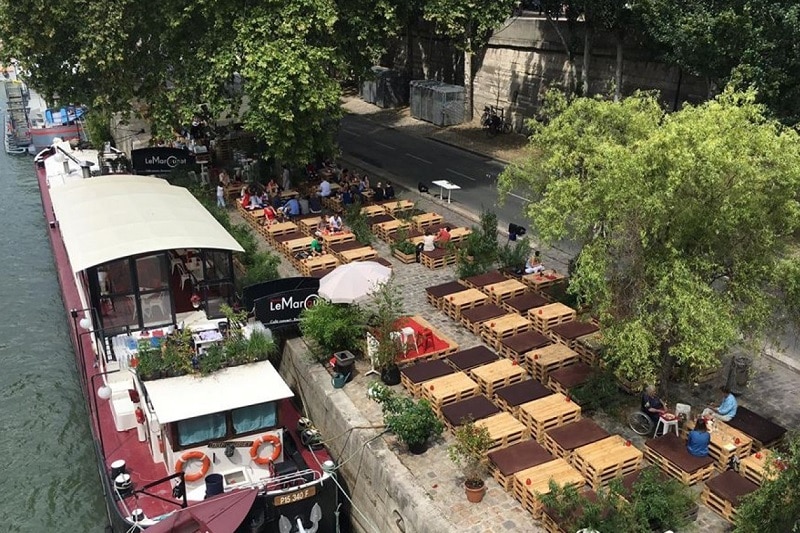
131 147 196 175
244 277 320 325
208 441 253 448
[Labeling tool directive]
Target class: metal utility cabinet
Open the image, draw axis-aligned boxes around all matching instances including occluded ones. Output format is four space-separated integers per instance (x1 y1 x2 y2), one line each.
409 80 465 126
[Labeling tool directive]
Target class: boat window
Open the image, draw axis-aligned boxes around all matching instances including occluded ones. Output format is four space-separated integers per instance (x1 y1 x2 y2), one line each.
203 250 232 281
136 254 169 290
231 402 277 435
176 412 226 447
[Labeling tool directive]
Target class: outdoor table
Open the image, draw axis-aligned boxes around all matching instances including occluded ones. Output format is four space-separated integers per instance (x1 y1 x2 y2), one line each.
497 330 551 360
477 412 529 451
686 420 753 471
338 246 378 264
459 303 507 334
701 471 759 524
480 313 533 350
513 458 584 518
299 254 339 277
739 449 780 485
280 189 300 200
575 331 604 365
547 362 592 395
502 292 549 315
360 205 385 217
525 343 580 381
282 236 314 255
412 212 444 231
400 359 455 397
442 288 490 319
445 227 471 243
489 439 554 492
541 418 610 459
374 219 411 242
320 231 355 248
432 179 462 204
421 372 480 414
521 270 567 290
493 379 552 414
471 359 527 397
440 395 500 430
518 392 581 441
297 216 322 235
572 435 643 490
549 321 600 348
444 346 500 373
462 270 506 289
643 433 716 485
425 281 469 308
482 279 528 304
529 302 577 333
383 199 414 215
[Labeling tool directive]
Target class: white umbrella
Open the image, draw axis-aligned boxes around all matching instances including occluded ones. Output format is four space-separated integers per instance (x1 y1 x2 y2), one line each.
318 261 392 304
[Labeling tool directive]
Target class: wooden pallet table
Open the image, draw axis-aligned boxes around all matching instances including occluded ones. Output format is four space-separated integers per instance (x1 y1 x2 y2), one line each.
525 344 580 382
739 449 780 485
701 471 759 524
383 199 414 215
280 189 300 200
444 346 500 373
459 304 507 334
366 214 395 229
493 380 552 415
420 248 457 269
541 419 610 460
320 231 356 248
360 204 386 217
521 270 567 291
548 321 600 350
574 331 604 365
726 406 788 451
297 216 322 236
373 219 410 241
282 236 314 256
643 433 716 485
476 412 529 451
471 359 528 397
444 226 471 244
421 372 480 414
489 439 554 492
442 288 490 319
265 221 298 245
461 270 507 289
497 330 552 361
699 421 753 471
337 246 378 264
299 254 339 277
482 279 528 304
394 315 459 366
400 359 455 397
440 395 500 431
547 362 593 396
480 313 533 350
518 393 581 442
513 459 584 518
412 212 444 231
425 281 469 309
572 435 643 490
502 292 549 315
529 303 577 333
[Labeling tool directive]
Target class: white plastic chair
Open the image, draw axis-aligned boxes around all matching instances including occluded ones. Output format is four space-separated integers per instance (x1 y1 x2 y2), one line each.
176 263 192 291
675 402 692 421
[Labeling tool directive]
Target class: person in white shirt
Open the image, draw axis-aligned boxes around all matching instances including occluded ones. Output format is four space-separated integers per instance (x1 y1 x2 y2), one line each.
216 184 226 208
319 178 332 198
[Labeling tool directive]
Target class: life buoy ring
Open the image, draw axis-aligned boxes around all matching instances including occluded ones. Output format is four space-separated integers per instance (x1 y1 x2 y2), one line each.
174 451 211 482
250 434 282 465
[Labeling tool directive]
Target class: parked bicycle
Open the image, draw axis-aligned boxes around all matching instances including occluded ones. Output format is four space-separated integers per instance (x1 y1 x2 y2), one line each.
481 105 512 137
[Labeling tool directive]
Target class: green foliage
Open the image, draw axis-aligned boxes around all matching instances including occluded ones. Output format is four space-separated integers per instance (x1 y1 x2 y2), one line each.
630 467 696 532
380 391 444 448
538 480 643 532
227 224 260 267
735 432 800 533
83 108 114 148
363 280 405 370
456 209 499 278
423 0 517 54
569 366 626 415
199 343 226 375
343 203 373 245
448 418 493 486
497 236 532 270
299 299 366 360
238 251 281 290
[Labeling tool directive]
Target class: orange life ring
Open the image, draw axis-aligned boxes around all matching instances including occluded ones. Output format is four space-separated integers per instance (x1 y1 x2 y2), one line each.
250 434 282 465
174 451 211 482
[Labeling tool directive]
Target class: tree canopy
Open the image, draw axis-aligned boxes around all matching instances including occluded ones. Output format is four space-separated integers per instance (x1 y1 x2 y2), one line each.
499 89 800 389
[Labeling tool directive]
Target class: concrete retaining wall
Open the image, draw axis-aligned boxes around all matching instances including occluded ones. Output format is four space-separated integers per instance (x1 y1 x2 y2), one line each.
279 338 453 533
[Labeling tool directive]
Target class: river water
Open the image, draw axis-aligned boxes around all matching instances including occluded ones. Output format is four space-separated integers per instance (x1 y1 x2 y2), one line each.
0 125 107 528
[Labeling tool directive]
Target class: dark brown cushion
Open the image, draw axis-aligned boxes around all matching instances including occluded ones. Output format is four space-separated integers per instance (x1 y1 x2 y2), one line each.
427 222 454 233
422 248 450 259
460 304 506 323
500 331 552 355
425 281 469 299
705 471 759 506
329 241 368 253
545 419 610 451
273 231 305 243
445 346 499 370
549 362 592 389
370 257 392 268
400 360 454 384
367 214 395 225
441 396 500 427
504 292 549 313
309 267 336 279
726 406 787 446
645 433 715 473
495 380 552 407
463 270 506 288
488 440 554 476
550 321 600 341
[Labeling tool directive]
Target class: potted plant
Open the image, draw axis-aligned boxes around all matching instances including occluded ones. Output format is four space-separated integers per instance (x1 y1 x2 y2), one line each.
381 393 443 454
391 238 418 264
448 418 493 503
244 330 277 363
364 280 406 385
135 340 162 381
299 299 366 362
199 343 226 375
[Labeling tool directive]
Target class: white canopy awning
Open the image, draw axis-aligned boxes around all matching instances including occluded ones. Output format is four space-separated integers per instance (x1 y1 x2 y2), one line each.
143 361 294 424
49 174 243 272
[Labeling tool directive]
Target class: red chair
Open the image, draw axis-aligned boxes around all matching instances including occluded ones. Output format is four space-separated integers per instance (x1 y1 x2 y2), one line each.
417 328 435 352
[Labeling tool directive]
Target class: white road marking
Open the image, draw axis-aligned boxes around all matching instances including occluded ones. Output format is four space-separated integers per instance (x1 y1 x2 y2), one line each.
341 129 360 137
405 153 432 164
446 168 476 181
374 141 395 150
509 192 532 202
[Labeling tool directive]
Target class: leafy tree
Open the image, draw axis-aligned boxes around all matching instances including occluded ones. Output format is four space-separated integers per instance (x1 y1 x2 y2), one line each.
500 88 800 393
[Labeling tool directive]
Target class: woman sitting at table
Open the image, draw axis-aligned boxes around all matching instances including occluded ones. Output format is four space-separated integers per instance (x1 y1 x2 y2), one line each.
524 251 545 274
262 205 278 226
314 219 328 237
266 179 279 196
328 214 343 233
435 226 451 248
687 418 710 457
241 191 251 210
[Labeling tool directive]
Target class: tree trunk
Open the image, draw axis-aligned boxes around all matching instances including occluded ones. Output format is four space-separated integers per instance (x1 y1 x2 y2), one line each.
464 46 474 122
582 23 592 96
546 13 576 95
614 34 623 102
405 19 415 79
658 341 674 400
672 67 683 112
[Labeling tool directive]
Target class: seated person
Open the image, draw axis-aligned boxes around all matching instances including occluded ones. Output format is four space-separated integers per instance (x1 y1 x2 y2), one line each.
435 226 451 247
415 230 436 262
524 250 545 274
318 178 332 198
298 196 309 215
314 219 328 237
641 384 667 426
262 205 278 226
383 182 395 200
266 179 279 196
687 418 711 457
359 174 370 192
309 236 323 256
249 194 264 209
702 386 738 422
308 195 322 214
372 182 386 201
241 191 251 210
218 169 231 187
341 189 354 206
330 214 343 232
279 197 301 220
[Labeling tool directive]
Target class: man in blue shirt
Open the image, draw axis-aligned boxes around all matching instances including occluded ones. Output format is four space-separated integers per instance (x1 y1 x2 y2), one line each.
280 197 300 220
702 386 738 422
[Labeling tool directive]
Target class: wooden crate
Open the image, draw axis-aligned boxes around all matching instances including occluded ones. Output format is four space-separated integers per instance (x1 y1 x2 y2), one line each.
518 393 581 441
471 359 527 397
336 246 378 264
643 436 716 486
529 303 577 333
701 471 759 524
477 412 529 451
297 216 322 236
383 199 414 215
420 248 457 269
513 459 584 518
521 270 567 291
574 331 604 365
525 344 579 382
739 449 779 486
480 313 533 350
482 279 528 304
442 288 490 319
299 254 339 277
321 232 356 248
412 212 444 231
571 435 643 490
421 372 480 414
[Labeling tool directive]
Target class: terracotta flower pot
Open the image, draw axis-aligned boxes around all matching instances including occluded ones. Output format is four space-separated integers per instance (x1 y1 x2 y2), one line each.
465 481 486 503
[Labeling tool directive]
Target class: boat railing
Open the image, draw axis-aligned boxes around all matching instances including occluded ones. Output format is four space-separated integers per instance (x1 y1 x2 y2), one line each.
232 468 324 494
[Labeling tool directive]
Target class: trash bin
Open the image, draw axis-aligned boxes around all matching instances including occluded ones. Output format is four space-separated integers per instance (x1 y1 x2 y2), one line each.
733 354 752 387
333 350 356 383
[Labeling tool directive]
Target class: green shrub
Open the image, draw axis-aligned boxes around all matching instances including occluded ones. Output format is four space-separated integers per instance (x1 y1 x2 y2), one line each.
299 300 366 360
343 203 373 245
538 480 643 532
456 208 499 278
379 391 444 449
238 251 280 289
569 366 626 414
631 467 696 531
497 236 531 271
228 223 259 266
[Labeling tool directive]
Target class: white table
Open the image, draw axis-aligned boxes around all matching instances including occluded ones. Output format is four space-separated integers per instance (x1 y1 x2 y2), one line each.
432 179 462 204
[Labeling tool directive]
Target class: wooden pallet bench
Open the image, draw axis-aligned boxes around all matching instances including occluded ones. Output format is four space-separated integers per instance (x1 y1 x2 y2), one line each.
373 219 411 242
420 248 457 269
447 227 472 244
470 359 528 397
400 359 455 397
442 288 490 319
360 204 386 217
482 279 528 304
440 395 500 431
282 236 314 258
513 459 584 518
518 393 582 442
739 449 781 485
383 199 414 215
459 304 507 334
498 330 552 361
572 435 643 490
489 439 555 492
480 313 533 350
548 321 600 350
444 346 500 374
320 231 356 248
726 406 787 451
643 433 716 485
425 281 469 309
574 331 604 365
461 270 507 290
529 303 577 333
701 471 759 524
297 216 322 236
541 419 611 460
502 292 549 315
265 221 298 245
412 212 444 231
299 254 339 277
547 362 593 396
326 240 366 256
366 213 395 228
521 270 567 291
683 420 753 472
493 379 553 415
337 246 378 264
309 266 336 279
525 344 580 382
476 412 529 451
421 371 480 414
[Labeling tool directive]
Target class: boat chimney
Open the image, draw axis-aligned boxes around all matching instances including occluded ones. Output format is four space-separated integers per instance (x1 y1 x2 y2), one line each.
110 459 127 479
80 163 91 179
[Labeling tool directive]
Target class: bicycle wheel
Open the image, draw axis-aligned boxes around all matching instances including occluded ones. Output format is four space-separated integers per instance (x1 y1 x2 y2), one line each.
628 411 653 436
502 122 512 134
